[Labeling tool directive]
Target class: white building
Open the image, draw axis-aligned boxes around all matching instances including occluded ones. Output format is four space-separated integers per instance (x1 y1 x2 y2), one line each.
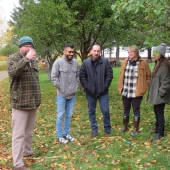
104 46 170 59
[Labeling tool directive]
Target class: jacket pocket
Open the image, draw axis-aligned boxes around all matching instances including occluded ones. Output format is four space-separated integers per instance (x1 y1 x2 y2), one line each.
139 67 146 76
12 91 19 101
59 68 68 72
72 68 77 72
86 84 95 95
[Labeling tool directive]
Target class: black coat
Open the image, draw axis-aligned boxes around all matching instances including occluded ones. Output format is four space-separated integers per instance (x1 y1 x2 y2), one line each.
79 56 113 97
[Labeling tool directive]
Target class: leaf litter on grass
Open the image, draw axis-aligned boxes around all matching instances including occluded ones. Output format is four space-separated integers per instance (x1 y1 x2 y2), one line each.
1 69 170 169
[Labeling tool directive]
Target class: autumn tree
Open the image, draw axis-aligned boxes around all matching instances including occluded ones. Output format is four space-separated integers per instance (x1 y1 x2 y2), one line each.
0 19 14 47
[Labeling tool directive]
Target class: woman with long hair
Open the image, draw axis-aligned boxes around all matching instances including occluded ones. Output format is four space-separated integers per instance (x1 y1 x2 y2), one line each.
147 43 170 140
118 45 151 136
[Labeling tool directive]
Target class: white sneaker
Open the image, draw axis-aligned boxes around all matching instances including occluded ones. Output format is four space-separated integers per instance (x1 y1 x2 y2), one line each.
58 137 68 144
65 134 74 141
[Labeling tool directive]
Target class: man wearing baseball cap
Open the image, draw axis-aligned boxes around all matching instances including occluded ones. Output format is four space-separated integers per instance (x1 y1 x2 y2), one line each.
7 36 41 170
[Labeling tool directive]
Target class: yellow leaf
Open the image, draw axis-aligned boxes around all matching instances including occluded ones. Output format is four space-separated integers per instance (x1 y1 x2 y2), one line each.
151 160 157 163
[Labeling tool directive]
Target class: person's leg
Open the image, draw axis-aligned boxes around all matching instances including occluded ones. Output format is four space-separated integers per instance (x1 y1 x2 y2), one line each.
56 95 66 139
98 93 112 133
153 103 165 140
23 108 37 156
132 96 143 118
12 109 29 168
131 96 143 136
63 96 76 137
151 105 159 133
121 96 132 132
86 94 98 133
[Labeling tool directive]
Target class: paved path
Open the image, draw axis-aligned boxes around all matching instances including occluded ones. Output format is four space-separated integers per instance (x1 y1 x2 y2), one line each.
0 71 8 81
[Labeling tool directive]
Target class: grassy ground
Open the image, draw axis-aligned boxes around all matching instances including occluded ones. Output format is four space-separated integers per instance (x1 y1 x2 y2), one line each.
0 61 7 71
1 62 170 169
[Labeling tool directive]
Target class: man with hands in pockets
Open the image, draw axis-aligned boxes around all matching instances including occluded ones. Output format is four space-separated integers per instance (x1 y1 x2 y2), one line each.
51 44 79 144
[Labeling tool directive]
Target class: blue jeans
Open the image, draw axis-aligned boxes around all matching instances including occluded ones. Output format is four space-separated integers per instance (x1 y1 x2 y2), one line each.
86 94 111 132
56 95 76 138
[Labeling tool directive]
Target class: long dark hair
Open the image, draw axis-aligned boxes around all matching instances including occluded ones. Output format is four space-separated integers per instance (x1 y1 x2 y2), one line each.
152 55 170 77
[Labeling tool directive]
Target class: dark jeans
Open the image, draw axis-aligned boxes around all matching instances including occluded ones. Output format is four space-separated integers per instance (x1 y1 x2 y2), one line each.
154 103 165 131
122 96 143 117
86 94 111 132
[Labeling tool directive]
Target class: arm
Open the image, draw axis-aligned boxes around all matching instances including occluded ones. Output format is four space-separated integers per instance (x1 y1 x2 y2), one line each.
145 62 151 88
7 55 30 77
105 60 113 88
159 66 170 96
51 60 61 89
79 62 88 89
76 63 79 88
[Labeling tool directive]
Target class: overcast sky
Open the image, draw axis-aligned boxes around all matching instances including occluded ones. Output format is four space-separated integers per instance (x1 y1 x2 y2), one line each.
0 0 19 21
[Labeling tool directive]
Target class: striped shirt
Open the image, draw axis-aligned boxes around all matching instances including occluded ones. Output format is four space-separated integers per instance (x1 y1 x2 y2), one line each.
122 60 139 98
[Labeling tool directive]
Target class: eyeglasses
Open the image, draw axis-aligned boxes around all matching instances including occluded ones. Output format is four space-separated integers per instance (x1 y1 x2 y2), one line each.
24 45 33 48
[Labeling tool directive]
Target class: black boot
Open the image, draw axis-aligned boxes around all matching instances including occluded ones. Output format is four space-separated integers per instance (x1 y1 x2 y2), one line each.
131 117 140 137
121 116 129 132
153 127 164 140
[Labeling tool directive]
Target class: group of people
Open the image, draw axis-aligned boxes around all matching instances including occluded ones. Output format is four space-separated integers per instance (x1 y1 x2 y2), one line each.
7 36 170 169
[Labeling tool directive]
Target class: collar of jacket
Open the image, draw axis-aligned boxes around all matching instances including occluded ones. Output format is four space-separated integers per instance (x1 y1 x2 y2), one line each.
18 51 25 58
63 55 73 64
124 56 142 67
91 56 102 64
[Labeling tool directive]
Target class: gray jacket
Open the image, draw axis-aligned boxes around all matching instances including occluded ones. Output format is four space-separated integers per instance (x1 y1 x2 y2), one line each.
147 64 170 105
51 55 79 99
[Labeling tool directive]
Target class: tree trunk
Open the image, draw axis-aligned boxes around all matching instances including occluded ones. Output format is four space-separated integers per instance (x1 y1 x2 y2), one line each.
109 47 112 61
102 48 105 57
116 45 120 65
147 48 152 63
48 62 53 80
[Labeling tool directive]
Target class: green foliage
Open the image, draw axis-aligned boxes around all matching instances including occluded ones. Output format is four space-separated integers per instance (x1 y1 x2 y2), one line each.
1 64 170 169
10 0 121 61
111 0 170 47
0 44 18 57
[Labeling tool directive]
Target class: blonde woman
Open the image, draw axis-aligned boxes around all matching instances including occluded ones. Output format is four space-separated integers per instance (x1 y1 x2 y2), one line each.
118 45 151 136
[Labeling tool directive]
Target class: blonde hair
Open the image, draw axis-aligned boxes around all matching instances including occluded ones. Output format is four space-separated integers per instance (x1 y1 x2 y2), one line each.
128 45 139 58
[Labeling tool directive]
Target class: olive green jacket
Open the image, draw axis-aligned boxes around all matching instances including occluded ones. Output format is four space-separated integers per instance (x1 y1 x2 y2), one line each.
7 52 41 109
147 64 170 105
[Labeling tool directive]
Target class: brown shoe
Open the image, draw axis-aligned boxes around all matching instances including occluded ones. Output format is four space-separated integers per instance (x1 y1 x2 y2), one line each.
131 117 140 137
13 165 28 170
24 151 39 157
121 116 129 132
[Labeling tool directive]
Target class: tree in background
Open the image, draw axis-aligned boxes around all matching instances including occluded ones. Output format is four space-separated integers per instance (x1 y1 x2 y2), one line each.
9 1 121 69
111 0 170 61
0 44 18 57
0 19 14 48
7 0 170 78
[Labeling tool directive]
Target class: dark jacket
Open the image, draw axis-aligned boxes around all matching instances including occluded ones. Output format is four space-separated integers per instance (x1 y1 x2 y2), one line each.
147 63 170 105
7 52 41 109
79 56 113 97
